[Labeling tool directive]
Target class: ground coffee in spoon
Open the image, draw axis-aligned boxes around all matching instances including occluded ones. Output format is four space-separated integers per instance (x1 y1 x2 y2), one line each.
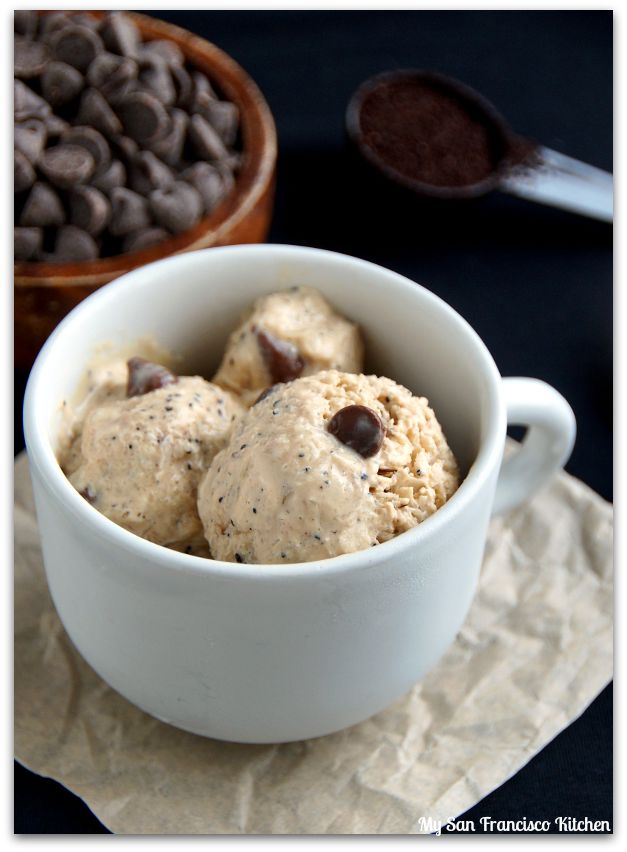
359 77 501 188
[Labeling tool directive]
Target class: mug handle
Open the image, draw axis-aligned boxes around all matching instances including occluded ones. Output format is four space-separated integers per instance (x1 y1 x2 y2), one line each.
492 377 576 515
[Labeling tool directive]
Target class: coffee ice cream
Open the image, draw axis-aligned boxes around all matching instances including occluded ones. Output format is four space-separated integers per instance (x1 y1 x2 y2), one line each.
60 357 243 553
212 286 364 405
198 370 460 564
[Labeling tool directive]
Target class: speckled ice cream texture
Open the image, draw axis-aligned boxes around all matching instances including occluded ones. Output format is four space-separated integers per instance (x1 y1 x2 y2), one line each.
212 286 364 404
198 370 460 564
59 364 243 554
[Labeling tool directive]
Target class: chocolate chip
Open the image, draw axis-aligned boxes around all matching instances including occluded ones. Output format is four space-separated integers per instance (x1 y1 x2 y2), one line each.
70 185 111 235
181 162 228 215
14 227 42 261
14 149 35 192
327 405 385 458
188 113 228 161
53 225 99 261
44 114 70 140
109 187 151 235
117 90 171 145
14 36 50 79
99 12 140 59
14 120 46 165
86 52 137 103
13 11 242 266
191 71 217 104
91 158 126 194
62 125 111 176
41 60 84 107
14 80 50 122
14 11 38 39
79 485 97 504
127 356 178 397
171 64 193 109
214 159 236 194
113 135 139 164
20 182 65 228
122 227 169 253
76 87 122 138
149 181 203 233
147 109 188 167
139 56 176 107
256 330 304 383
253 384 282 405
40 144 95 189
70 14 101 32
139 39 184 67
39 12 70 42
50 24 104 73
130 151 174 195
195 94 239 147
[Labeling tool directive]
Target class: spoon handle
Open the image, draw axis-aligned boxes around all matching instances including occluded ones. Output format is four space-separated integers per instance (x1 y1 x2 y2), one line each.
499 146 613 222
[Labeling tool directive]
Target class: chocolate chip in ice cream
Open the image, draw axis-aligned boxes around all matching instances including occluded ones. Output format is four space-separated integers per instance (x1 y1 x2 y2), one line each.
79 485 97 504
256 329 305 384
253 383 282 405
127 357 178 397
327 405 385 458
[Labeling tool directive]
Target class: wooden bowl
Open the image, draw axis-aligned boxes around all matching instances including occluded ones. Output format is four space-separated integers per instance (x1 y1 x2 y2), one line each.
15 11 277 369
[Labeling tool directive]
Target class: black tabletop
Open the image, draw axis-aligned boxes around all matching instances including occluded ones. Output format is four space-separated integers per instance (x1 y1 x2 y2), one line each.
14 10 612 835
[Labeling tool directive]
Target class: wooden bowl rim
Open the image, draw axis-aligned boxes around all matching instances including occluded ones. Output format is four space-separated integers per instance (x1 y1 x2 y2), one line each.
14 10 277 289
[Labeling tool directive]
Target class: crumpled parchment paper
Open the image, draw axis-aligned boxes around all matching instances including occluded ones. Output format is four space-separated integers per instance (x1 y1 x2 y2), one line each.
14 450 613 834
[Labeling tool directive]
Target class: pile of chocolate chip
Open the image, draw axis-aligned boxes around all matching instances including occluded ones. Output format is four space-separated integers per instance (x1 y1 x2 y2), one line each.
14 10 241 263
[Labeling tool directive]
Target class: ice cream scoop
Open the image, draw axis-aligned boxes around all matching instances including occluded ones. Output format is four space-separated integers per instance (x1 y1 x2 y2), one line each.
60 359 244 553
212 286 364 405
198 370 460 564
347 69 612 222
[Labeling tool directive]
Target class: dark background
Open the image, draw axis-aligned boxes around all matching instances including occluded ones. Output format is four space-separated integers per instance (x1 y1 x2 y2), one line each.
14 10 612 835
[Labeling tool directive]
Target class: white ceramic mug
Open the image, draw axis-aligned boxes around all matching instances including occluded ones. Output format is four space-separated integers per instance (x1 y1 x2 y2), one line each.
23 245 576 743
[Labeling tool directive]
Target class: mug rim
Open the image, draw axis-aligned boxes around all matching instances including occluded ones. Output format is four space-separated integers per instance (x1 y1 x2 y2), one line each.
23 244 506 582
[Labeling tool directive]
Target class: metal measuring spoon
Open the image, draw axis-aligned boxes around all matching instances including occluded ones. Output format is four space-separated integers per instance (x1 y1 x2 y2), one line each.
347 70 612 222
